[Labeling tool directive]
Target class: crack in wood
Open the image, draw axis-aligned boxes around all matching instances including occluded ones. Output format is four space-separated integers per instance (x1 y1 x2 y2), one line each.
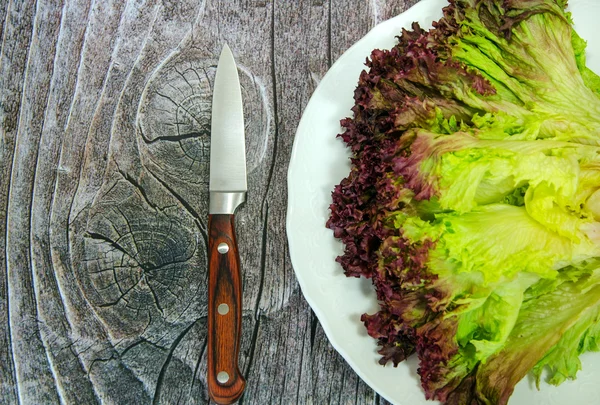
139 124 204 145
189 336 207 394
152 320 197 405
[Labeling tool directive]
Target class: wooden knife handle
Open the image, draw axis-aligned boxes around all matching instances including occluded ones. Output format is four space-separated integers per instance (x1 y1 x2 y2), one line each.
207 214 246 404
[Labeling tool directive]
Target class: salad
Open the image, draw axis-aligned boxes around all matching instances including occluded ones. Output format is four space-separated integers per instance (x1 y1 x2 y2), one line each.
327 0 600 404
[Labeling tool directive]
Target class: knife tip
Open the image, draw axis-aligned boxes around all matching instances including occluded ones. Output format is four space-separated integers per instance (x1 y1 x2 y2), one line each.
220 43 232 58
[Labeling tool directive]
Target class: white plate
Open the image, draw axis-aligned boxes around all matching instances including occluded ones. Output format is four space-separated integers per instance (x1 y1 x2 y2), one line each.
286 0 600 404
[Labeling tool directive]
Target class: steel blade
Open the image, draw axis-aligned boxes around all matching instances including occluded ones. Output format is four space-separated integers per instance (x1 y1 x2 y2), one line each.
210 44 247 198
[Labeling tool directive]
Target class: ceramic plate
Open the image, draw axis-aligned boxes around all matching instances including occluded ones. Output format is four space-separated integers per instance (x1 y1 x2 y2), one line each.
286 0 600 403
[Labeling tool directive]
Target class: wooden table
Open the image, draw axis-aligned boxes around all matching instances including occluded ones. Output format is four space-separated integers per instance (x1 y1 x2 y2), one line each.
0 0 419 403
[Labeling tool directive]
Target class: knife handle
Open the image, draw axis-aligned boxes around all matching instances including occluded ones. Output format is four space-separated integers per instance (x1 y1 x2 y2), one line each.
207 214 246 404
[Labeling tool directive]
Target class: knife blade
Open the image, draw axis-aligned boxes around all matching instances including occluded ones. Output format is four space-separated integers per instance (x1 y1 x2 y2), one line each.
207 43 247 405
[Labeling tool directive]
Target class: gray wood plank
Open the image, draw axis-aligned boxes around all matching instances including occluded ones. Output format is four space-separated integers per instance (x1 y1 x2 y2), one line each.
30 0 100 402
6 0 65 402
0 1 423 404
0 1 37 400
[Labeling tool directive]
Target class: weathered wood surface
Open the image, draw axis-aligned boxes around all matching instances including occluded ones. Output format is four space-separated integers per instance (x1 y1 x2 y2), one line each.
0 0 419 403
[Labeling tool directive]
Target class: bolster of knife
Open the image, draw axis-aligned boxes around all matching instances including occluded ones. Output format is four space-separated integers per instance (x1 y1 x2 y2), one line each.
207 213 246 404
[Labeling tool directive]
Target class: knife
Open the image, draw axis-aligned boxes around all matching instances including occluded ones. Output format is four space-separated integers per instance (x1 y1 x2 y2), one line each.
207 43 247 404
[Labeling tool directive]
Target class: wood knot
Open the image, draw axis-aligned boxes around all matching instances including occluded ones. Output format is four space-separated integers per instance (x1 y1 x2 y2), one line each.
138 63 213 170
135 52 272 217
82 177 206 338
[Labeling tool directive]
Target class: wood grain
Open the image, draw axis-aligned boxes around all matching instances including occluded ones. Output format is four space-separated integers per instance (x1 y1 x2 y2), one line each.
207 214 245 404
0 0 419 404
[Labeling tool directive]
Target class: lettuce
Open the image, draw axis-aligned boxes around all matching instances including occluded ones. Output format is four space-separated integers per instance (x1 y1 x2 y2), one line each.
327 0 600 403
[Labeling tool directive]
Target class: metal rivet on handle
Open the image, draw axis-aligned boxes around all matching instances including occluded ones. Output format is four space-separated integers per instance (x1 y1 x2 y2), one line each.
217 242 229 254
217 303 229 315
217 371 229 384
